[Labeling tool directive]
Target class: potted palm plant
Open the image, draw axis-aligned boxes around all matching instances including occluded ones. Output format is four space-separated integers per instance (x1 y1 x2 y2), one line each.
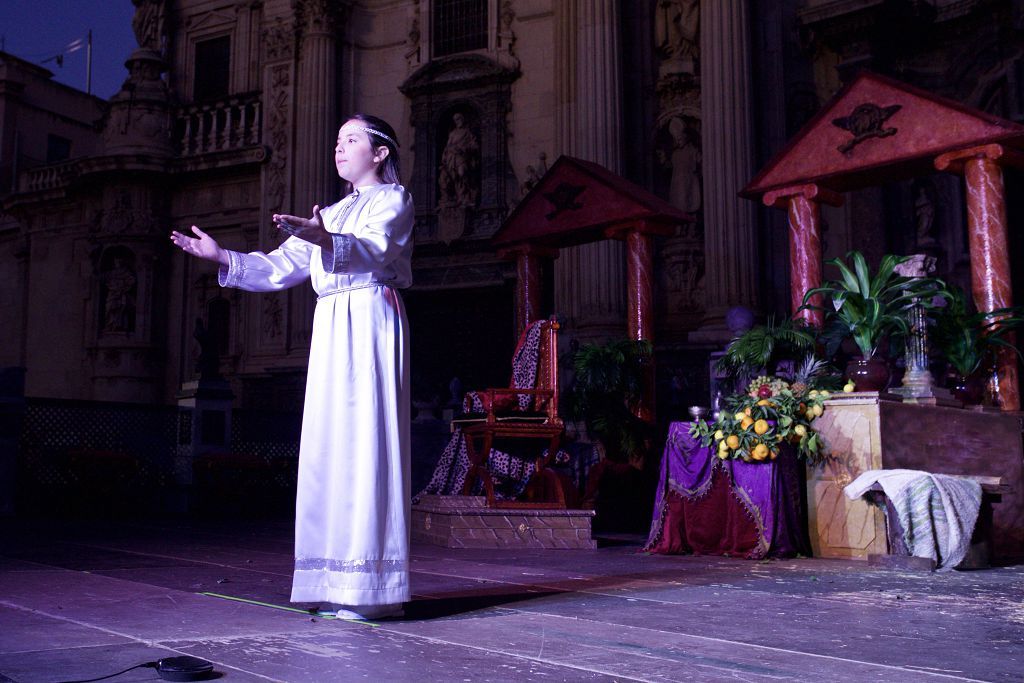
931 285 1024 404
802 251 946 391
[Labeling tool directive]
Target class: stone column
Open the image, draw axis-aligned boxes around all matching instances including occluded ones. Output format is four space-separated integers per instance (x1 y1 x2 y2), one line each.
692 0 758 342
763 183 844 329
293 0 341 215
935 144 1021 412
554 0 626 342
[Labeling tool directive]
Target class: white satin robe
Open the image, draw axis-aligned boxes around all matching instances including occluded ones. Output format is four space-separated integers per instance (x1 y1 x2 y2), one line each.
218 183 413 607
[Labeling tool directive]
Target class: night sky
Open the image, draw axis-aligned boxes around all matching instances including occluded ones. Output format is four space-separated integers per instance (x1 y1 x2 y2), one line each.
0 1 137 99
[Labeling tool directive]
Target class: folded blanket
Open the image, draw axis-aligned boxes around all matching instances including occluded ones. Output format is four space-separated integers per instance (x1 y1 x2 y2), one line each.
845 469 982 571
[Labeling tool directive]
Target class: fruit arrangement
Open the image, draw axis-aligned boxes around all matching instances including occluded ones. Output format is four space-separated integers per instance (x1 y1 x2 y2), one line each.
690 376 830 463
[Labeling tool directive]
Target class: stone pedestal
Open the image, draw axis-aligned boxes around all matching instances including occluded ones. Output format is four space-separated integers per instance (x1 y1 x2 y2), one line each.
807 393 1024 560
174 378 235 513
412 495 597 549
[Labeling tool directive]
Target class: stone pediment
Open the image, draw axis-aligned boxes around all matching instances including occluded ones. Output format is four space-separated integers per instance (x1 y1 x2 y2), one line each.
492 155 695 250
400 54 519 96
742 71 1024 197
186 10 237 32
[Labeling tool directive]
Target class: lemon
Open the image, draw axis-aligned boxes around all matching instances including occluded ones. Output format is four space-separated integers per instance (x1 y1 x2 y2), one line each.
744 407 753 417
734 412 746 421
820 390 831 399
809 390 819 397
752 443 769 460
794 424 807 437
714 429 724 441
754 419 769 435
726 435 740 449
812 404 824 417
718 450 729 460
843 381 856 393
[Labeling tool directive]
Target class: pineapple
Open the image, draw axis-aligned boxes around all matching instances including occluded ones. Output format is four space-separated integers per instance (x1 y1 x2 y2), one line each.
791 354 828 396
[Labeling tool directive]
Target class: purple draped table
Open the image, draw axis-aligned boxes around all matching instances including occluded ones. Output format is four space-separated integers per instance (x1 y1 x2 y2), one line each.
644 422 811 559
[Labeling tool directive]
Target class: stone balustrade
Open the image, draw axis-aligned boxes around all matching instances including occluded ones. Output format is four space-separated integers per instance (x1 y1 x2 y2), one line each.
176 93 262 156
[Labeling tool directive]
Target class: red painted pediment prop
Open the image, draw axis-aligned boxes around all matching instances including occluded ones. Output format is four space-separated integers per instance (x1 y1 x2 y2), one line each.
492 155 695 249
743 71 1024 198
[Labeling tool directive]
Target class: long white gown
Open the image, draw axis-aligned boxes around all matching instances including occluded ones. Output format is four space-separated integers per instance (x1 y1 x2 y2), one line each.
217 182 414 608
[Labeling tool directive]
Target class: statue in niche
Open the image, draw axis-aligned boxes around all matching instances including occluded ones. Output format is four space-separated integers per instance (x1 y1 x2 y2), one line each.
131 0 165 52
655 0 699 75
657 116 701 214
913 182 937 247
520 152 549 197
102 256 137 334
438 112 480 208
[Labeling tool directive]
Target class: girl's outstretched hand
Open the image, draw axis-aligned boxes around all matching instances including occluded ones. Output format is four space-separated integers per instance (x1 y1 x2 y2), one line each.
273 206 332 249
170 225 227 265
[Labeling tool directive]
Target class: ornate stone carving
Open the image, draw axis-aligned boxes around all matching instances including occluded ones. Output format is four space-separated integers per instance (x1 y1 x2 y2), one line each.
294 0 346 36
265 64 291 242
262 295 283 339
262 16 295 61
831 102 902 154
404 2 421 66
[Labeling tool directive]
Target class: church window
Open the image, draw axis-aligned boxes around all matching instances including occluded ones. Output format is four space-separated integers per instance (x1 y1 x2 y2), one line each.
432 0 487 57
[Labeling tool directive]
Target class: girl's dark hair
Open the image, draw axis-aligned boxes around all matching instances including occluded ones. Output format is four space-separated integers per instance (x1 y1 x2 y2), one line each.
347 113 401 185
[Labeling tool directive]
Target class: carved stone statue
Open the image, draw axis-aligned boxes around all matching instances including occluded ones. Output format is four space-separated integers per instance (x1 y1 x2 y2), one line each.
102 257 137 334
659 116 701 214
655 0 699 74
438 113 480 208
914 183 936 246
131 0 165 53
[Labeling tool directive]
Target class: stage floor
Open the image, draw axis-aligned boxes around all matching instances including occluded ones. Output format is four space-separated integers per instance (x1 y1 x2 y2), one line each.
1 519 1021 682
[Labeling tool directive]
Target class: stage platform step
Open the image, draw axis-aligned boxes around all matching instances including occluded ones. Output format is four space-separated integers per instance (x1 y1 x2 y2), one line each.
411 495 597 549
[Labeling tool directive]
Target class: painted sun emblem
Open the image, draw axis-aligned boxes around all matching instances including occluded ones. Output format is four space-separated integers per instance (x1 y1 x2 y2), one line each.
831 102 902 154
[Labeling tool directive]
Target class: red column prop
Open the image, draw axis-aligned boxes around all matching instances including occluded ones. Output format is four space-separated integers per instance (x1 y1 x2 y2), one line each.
500 245 558 339
936 144 1023 412
607 221 673 423
763 183 843 329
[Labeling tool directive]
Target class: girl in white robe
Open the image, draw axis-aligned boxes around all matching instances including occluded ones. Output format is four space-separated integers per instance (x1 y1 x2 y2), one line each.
171 114 413 620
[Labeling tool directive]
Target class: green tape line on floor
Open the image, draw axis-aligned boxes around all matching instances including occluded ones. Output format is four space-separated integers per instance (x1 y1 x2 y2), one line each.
199 592 380 626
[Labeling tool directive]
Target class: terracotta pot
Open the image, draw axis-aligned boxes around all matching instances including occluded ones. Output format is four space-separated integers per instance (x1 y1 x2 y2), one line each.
946 371 986 405
845 357 891 392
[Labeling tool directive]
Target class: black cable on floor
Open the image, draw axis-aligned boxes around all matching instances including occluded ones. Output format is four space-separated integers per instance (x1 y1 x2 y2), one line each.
55 661 156 683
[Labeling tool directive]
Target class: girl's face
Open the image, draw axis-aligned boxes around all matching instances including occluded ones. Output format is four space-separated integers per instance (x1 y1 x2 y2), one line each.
335 120 388 186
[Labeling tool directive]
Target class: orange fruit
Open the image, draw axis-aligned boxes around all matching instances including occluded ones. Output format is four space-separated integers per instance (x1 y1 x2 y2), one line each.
741 416 754 430
726 435 740 449
754 419 769 435
752 443 769 460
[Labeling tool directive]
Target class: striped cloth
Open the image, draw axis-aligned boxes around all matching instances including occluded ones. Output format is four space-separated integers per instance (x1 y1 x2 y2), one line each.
845 469 982 571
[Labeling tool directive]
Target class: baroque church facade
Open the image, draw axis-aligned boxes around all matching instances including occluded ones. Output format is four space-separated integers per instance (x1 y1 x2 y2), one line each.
2 0 1023 414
